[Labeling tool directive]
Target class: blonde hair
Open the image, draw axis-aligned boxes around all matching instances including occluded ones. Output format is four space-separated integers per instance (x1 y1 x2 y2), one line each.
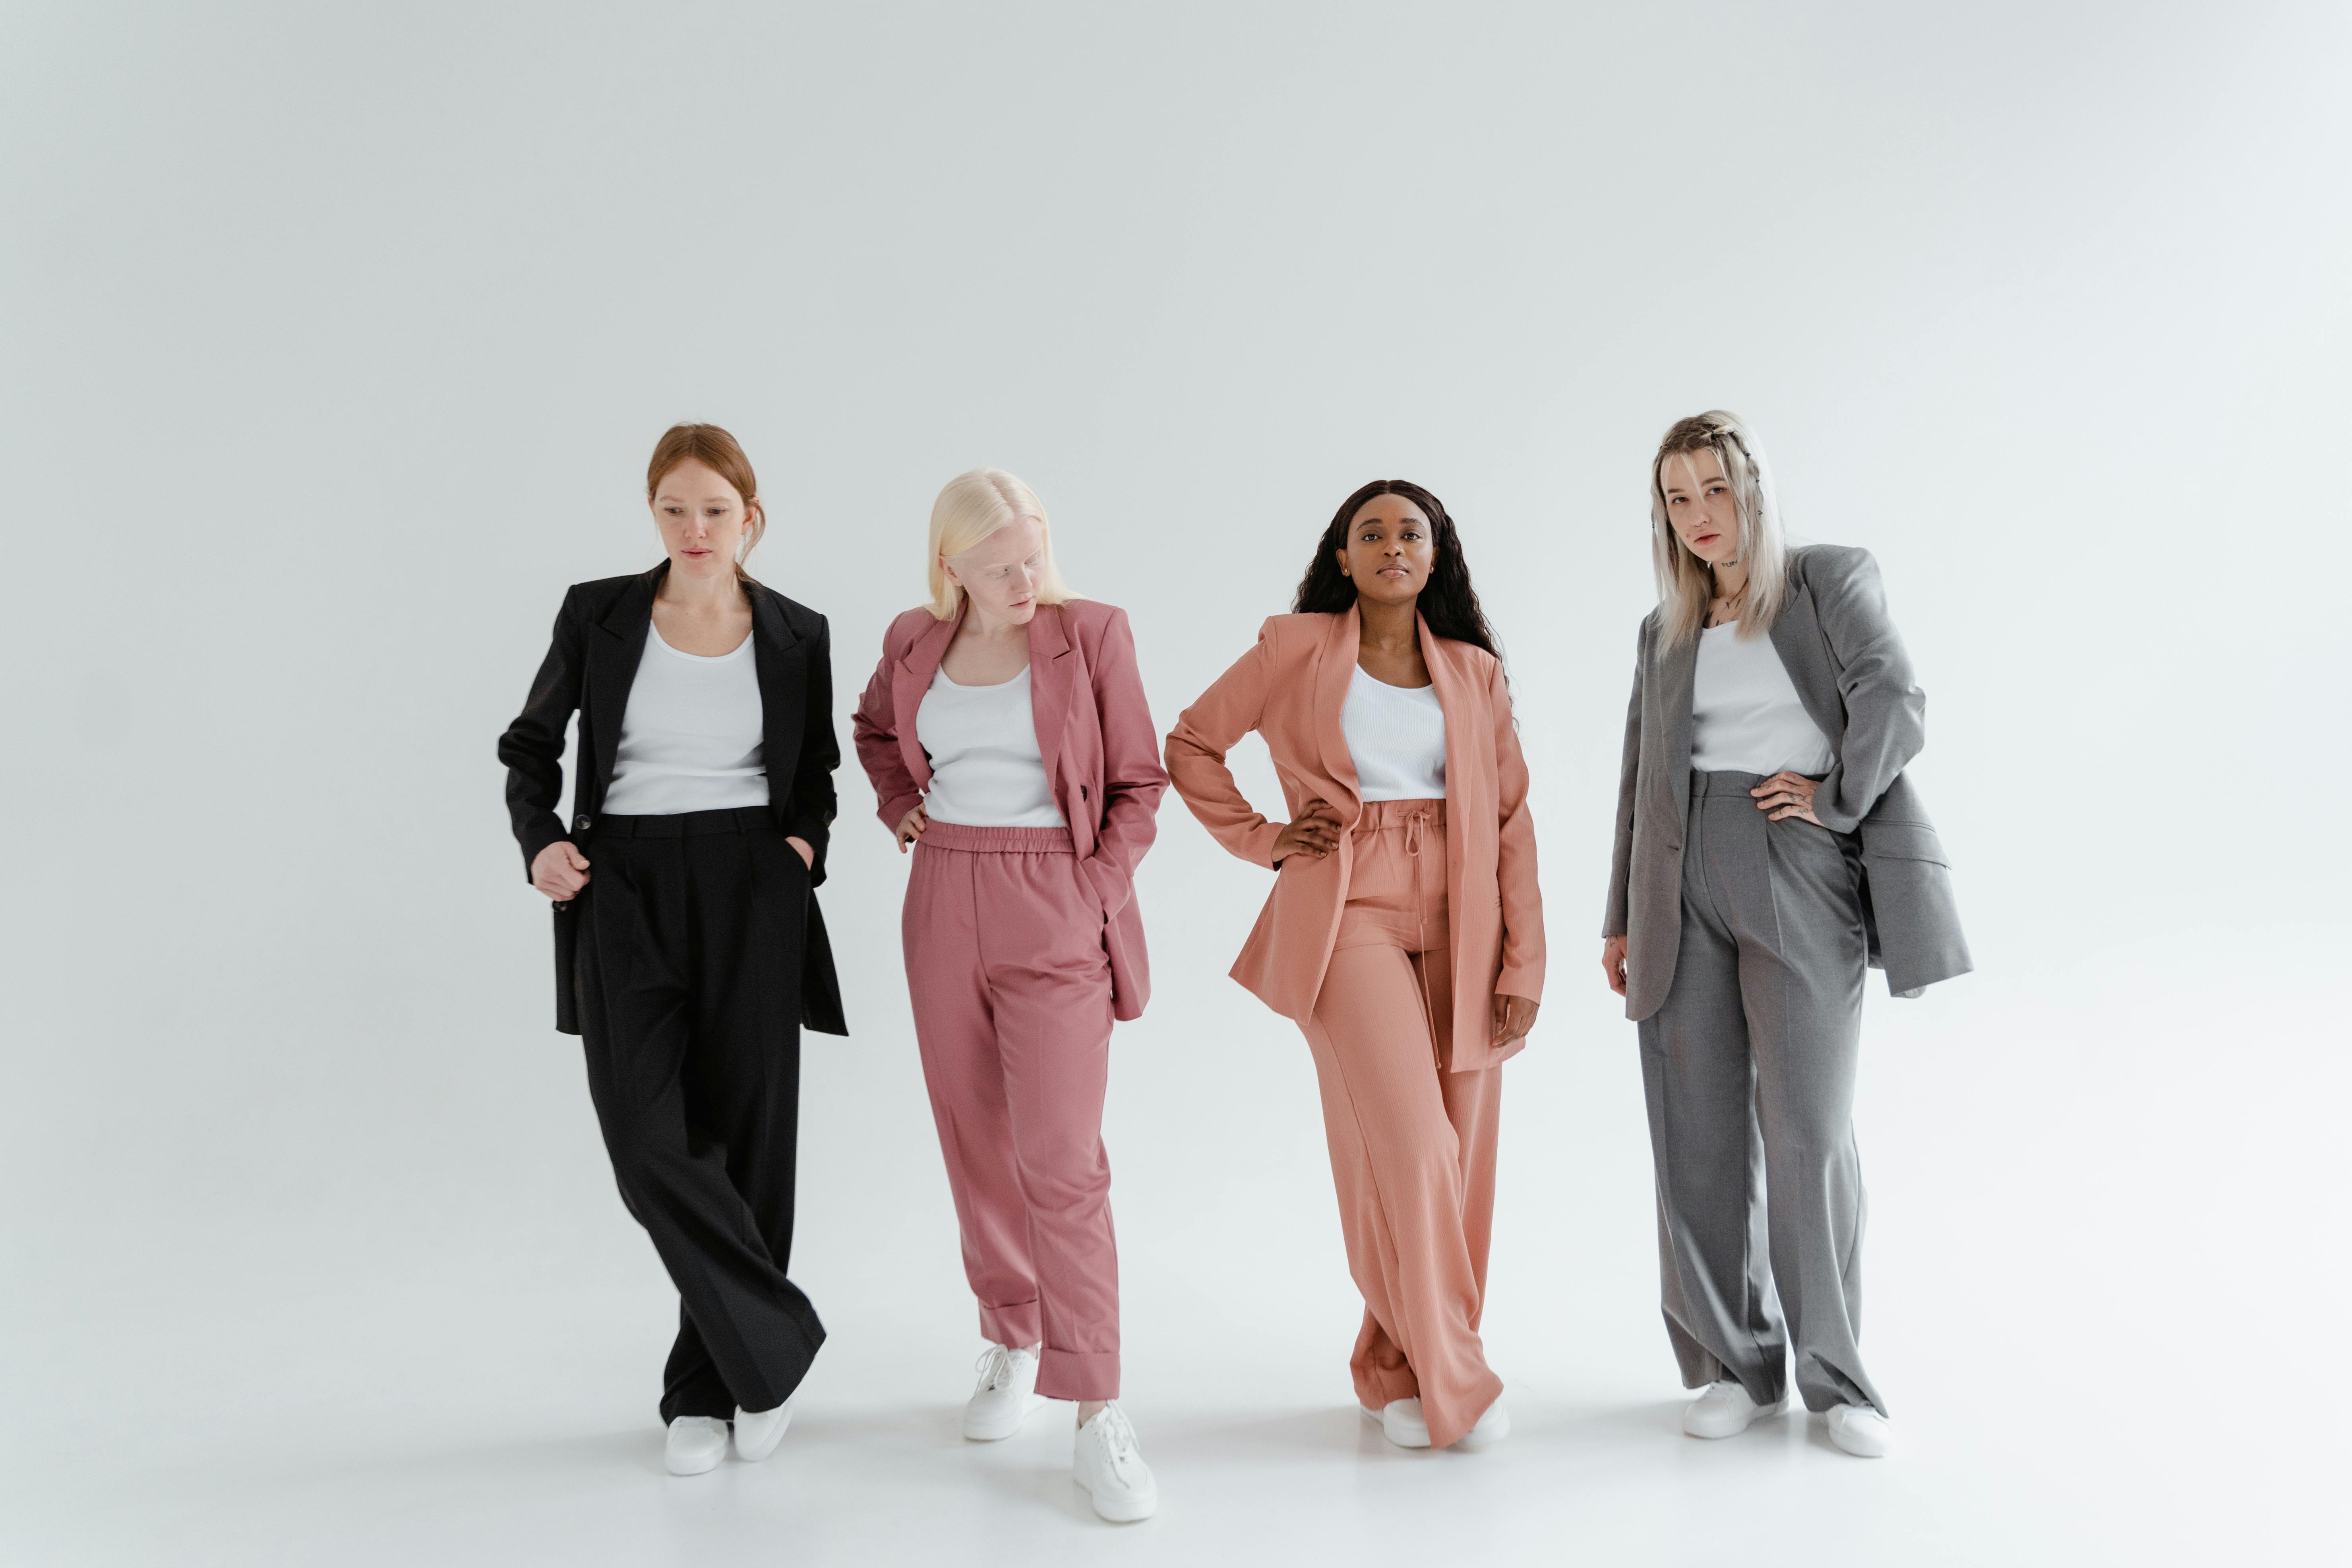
925 467 1075 619
1649 410 1789 649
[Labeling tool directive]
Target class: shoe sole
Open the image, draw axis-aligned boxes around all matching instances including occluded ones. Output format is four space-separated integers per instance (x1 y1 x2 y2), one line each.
734 1410 792 1463
666 1447 726 1476
1682 1395 1786 1440
1076 1476 1157 1522
1363 1405 1432 1448
1826 1414 1891 1458
1454 1407 1510 1450
964 1393 1047 1442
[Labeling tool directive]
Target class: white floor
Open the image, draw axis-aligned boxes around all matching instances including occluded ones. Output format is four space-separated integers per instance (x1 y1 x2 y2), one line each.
5 927 2344 1566
2 1290 2330 1567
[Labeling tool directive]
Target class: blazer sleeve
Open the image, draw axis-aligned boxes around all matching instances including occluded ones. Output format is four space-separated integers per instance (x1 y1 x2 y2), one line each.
851 629 925 832
497 587 585 878
1808 549 1925 835
784 612 840 886
1163 623 1287 869
1601 620 1645 938
1491 660 1547 1003
1079 607 1169 919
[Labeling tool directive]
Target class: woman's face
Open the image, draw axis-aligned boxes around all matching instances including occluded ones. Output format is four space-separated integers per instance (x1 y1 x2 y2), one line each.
944 517 1046 627
650 459 754 583
1658 448 1740 567
1337 494 1436 607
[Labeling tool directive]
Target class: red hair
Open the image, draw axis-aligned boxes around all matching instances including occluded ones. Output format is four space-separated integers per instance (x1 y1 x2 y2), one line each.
646 424 764 581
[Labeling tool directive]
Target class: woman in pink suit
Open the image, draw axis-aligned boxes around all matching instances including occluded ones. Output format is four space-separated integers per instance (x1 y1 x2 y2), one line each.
853 468 1167 1523
1165 479 1544 1452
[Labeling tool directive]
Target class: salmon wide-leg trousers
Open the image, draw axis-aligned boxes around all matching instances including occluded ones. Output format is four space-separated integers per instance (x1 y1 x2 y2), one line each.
904 821 1120 1401
1298 800 1503 1450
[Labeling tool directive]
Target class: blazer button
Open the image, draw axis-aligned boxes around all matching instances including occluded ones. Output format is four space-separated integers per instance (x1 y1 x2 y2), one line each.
576 815 591 832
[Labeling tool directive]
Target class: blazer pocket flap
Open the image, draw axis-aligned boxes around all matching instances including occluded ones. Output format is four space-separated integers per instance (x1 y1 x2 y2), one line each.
1860 820 1949 865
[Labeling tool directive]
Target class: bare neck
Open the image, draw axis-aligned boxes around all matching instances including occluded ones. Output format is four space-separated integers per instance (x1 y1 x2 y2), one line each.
1357 595 1420 650
960 599 1030 644
659 567 745 616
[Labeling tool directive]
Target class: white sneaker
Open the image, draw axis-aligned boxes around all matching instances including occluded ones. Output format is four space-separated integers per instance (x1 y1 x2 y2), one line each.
1361 1398 1431 1449
664 1415 729 1476
1825 1403 1893 1457
1073 1403 1157 1522
733 1398 793 1462
1681 1379 1781 1439
1456 1396 1510 1450
964 1343 1047 1441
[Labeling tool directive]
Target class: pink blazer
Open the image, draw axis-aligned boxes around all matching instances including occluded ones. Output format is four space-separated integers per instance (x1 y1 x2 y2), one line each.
1164 609 1546 1071
852 599 1169 1021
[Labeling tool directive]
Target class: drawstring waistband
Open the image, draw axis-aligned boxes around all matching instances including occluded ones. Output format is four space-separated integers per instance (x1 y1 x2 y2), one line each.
917 820 1077 855
1352 797 1446 854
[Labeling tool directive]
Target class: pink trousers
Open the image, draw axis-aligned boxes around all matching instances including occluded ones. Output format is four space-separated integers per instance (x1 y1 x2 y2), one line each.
904 821 1119 1400
1299 800 1504 1449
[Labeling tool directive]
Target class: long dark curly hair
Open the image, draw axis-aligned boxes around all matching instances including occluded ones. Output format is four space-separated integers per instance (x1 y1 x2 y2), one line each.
1291 479 1502 658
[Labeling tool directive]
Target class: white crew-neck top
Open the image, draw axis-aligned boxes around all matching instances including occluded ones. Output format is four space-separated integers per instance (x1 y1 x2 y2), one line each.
601 623 770 815
1341 665 1448 800
1689 622 1835 777
916 665 1067 828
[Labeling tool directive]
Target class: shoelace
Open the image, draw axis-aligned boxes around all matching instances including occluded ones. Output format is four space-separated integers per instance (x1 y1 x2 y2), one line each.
974 1345 1015 1392
1094 1406 1140 1469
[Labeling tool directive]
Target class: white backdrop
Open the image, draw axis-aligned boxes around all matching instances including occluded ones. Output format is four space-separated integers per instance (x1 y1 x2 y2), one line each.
3 3 2346 1564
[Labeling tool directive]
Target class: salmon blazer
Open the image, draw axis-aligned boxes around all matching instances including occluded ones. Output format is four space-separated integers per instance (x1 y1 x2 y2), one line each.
852 599 1169 1022
1164 609 1546 1072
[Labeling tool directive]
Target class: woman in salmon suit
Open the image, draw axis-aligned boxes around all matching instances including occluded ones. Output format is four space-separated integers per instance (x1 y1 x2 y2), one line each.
1165 479 1544 1452
853 468 1168 1522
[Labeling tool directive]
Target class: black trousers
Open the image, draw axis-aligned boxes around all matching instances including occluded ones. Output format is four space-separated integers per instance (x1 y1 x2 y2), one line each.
574 807 825 1422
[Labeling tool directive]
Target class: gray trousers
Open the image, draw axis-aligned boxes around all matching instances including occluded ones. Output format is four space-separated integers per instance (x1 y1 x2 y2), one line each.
1638 770 1884 1415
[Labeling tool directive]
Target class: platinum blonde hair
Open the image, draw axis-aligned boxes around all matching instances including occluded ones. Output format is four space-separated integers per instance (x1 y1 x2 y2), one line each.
1649 409 1789 649
925 467 1075 620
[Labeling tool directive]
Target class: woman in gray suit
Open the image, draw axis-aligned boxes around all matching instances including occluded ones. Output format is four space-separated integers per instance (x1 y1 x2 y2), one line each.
1601 411 1969 1459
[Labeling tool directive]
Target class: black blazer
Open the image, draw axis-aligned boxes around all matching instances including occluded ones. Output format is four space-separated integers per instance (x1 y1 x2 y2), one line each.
498 561 847 1036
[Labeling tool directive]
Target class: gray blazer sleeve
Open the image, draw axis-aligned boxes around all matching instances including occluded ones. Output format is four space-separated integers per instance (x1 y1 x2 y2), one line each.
1601 618 1646 937
1805 547 1925 834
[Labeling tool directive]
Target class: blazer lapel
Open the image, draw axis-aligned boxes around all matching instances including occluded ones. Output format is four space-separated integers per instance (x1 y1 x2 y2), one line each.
1419 614 1474 802
587 564 662 800
1767 581 1846 748
751 585 805 797
893 608 960 790
1658 624 1700 791
1028 604 1074 787
1419 618 1476 902
1314 608 1363 816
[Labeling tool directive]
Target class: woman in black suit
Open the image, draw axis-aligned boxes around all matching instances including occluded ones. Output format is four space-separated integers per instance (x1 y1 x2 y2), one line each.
498 423 845 1477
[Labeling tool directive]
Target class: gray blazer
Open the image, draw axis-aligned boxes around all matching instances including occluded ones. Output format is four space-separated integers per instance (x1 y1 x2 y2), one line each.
1603 544 1971 1020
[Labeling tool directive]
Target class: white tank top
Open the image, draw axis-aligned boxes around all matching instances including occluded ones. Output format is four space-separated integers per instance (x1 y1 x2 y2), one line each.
916 665 1067 827
1690 622 1835 776
601 624 769 815
1341 665 1448 800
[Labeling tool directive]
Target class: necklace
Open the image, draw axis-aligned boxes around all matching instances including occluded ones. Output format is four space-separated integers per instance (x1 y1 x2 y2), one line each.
1709 575 1748 628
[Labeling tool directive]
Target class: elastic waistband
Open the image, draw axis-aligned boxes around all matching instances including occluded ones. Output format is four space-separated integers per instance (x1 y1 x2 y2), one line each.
1352 798 1447 830
590 807 776 839
1691 770 1769 799
919 821 1076 855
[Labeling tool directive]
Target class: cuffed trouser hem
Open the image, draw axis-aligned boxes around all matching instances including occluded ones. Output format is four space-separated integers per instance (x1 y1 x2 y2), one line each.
978 1300 1042 1351
1039 1347 1120 1402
